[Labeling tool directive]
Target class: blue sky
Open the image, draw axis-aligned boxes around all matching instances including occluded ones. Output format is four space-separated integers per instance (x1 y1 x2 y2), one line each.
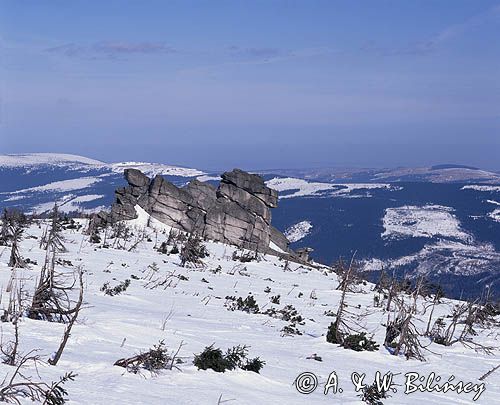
1 1 499 170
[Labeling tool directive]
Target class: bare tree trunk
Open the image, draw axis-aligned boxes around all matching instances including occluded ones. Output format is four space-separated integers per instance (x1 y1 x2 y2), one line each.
425 295 439 336
393 314 411 356
385 274 397 311
479 364 500 381
333 255 356 343
48 268 84 366
8 227 24 268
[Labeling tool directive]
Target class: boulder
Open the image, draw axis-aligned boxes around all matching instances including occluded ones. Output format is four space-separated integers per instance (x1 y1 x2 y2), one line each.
124 168 150 188
104 167 289 253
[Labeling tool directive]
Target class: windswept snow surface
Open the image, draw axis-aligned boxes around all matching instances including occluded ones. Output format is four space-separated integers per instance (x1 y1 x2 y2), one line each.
284 221 313 242
266 177 395 199
0 222 498 404
382 205 471 241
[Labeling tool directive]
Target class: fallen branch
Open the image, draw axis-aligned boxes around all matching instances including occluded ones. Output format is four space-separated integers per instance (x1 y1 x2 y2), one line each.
479 363 500 381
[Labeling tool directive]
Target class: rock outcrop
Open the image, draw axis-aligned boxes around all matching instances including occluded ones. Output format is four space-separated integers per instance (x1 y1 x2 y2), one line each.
106 168 289 252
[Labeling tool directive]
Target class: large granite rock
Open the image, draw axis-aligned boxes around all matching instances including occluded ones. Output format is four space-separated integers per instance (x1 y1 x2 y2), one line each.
221 169 278 208
105 168 289 252
125 168 149 188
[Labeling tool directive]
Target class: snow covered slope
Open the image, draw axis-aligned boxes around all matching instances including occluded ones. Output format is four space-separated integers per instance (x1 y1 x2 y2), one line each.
1 153 499 300
0 220 499 404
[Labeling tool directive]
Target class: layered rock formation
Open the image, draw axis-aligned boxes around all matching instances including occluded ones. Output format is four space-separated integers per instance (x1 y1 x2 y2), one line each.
105 168 289 252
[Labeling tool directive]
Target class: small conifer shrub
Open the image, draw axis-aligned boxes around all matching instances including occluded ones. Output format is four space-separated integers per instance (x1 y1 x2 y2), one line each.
193 345 265 374
101 279 131 296
114 340 177 374
225 295 260 313
342 332 379 352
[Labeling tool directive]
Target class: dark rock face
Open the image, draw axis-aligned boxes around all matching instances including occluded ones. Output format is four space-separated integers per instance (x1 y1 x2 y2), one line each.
108 169 289 252
220 169 278 208
124 169 149 188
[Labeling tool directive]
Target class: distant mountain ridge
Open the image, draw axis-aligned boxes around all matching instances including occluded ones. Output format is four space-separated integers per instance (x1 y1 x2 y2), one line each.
1 153 499 299
0 153 205 177
2 153 499 184
0 153 105 168
259 165 500 184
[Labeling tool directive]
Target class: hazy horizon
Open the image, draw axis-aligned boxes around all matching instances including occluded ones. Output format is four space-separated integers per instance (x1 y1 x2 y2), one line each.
1 150 499 174
1 1 499 170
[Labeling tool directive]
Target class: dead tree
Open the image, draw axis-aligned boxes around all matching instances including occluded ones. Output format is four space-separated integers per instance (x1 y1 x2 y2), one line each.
1 317 20 367
334 256 360 292
1 209 28 247
385 272 401 312
2 274 27 322
48 267 84 366
8 225 25 269
0 282 27 366
127 228 147 252
28 222 82 323
0 350 76 404
424 286 444 336
40 205 66 253
328 256 364 345
479 363 500 381
385 295 426 361
0 209 11 246
441 302 470 346
110 222 131 249
29 264 82 323
84 214 102 244
375 266 390 293
110 221 126 246
437 300 496 354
